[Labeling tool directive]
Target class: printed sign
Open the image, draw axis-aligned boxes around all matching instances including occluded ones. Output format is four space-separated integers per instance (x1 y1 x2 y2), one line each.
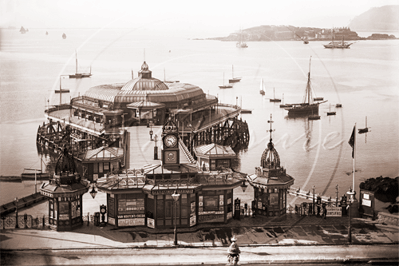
118 218 145 227
108 217 115 225
362 199 372 207
190 215 196 227
147 218 155 229
326 206 342 217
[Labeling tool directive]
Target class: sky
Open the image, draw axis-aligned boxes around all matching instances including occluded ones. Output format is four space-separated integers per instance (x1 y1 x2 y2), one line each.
1 0 398 36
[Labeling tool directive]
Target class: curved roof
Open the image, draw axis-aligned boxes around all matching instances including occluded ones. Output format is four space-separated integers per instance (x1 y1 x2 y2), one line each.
121 77 169 91
81 62 206 105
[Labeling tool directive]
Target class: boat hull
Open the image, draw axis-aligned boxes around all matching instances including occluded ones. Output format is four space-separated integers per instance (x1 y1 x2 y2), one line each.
270 99 281 103
229 78 241 83
69 73 92 79
287 104 319 116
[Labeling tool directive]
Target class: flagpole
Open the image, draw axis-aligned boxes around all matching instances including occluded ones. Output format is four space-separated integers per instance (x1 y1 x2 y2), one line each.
353 123 356 194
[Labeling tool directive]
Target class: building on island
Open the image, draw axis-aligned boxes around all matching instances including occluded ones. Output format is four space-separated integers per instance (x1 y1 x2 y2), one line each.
246 114 294 217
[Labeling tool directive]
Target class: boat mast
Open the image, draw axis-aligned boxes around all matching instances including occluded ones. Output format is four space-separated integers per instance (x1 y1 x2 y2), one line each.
75 50 78 74
59 76 62 105
307 57 312 104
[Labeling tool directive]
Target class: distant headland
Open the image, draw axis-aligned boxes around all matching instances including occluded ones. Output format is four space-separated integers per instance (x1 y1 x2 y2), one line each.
195 25 397 42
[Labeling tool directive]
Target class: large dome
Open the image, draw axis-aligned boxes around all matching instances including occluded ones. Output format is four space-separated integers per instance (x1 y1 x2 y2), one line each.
81 61 207 105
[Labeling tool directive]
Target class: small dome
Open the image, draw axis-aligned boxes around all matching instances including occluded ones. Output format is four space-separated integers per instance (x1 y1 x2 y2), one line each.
260 141 281 169
141 61 149 71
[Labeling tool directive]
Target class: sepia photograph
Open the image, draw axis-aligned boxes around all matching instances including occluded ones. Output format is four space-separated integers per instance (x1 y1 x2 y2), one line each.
1 0 398 265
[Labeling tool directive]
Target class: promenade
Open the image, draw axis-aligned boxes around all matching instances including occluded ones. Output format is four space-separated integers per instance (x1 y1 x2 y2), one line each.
1 213 398 265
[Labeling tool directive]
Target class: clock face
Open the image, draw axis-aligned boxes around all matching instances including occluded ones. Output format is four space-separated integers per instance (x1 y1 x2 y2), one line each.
164 134 177 148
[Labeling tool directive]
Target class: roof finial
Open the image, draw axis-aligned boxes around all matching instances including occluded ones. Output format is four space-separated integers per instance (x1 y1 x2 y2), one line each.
267 113 275 143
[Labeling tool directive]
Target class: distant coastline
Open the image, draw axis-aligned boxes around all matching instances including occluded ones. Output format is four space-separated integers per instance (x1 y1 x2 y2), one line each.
195 25 397 42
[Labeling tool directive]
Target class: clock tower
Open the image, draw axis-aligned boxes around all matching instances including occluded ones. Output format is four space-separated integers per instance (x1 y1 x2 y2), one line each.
162 117 180 167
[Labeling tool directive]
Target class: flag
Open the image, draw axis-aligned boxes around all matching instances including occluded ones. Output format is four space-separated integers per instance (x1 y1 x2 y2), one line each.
348 126 355 158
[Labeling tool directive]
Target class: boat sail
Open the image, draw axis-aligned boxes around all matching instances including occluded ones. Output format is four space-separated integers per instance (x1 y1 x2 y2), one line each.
286 56 327 116
236 29 248 48
229 65 241 83
323 28 352 49
20 26 27 34
219 72 233 89
69 50 92 78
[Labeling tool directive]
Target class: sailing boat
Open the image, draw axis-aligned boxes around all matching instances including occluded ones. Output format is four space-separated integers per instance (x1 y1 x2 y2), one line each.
286 56 327 116
358 116 369 133
269 87 281 102
260 79 265 96
163 68 179 84
323 29 352 49
326 103 336 116
229 65 241 83
54 76 70 105
20 26 27 34
62 33 67 39
219 73 233 89
280 93 292 108
236 29 248 48
69 50 92 78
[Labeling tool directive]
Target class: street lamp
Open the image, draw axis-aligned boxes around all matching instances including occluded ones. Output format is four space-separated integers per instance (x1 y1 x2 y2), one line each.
240 180 248 192
154 134 158 160
90 183 98 199
172 190 180 246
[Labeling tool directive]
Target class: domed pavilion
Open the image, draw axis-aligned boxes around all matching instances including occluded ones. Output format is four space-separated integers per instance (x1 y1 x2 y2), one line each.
247 114 294 217
70 61 217 128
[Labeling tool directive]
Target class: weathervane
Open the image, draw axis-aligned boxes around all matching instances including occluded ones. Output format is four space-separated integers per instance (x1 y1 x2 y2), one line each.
267 114 275 142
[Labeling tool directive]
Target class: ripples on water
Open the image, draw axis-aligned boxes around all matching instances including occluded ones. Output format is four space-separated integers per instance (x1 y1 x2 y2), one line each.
1 29 398 204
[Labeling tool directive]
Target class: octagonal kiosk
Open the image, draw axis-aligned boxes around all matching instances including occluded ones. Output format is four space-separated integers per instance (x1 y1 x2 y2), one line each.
247 115 294 217
40 147 89 231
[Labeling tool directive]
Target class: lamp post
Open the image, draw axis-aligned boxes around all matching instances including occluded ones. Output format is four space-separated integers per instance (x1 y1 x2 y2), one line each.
154 134 158 160
15 197 19 228
172 190 180 246
240 180 248 193
336 185 339 207
312 185 315 215
347 188 355 243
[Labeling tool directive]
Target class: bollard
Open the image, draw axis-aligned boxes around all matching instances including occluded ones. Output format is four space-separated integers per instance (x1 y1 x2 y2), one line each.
24 213 27 229
42 215 45 228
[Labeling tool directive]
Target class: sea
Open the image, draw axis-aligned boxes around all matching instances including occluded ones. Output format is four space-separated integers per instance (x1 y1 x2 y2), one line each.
1 28 398 207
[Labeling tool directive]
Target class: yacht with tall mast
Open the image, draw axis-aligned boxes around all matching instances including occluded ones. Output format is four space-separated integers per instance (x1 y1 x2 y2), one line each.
286 57 327 116
69 50 92 78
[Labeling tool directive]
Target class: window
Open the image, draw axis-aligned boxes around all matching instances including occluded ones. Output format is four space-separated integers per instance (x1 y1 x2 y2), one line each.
99 163 103 173
93 163 98 174
204 195 219 211
104 162 109 171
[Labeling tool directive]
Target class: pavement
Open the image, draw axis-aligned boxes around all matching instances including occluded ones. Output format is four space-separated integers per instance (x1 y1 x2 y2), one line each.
1 214 398 265
1 214 398 250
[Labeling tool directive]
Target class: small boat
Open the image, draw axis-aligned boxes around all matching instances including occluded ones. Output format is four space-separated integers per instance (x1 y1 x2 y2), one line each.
286 56 327 117
69 50 92 78
20 26 27 34
313 97 324 101
163 68 179 83
240 109 252 114
358 116 369 134
62 33 67 39
336 103 342 108
55 76 69 104
269 87 281 102
229 65 241 83
326 104 336 116
260 78 265 96
45 31 48 35
219 72 233 89
280 93 292 108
